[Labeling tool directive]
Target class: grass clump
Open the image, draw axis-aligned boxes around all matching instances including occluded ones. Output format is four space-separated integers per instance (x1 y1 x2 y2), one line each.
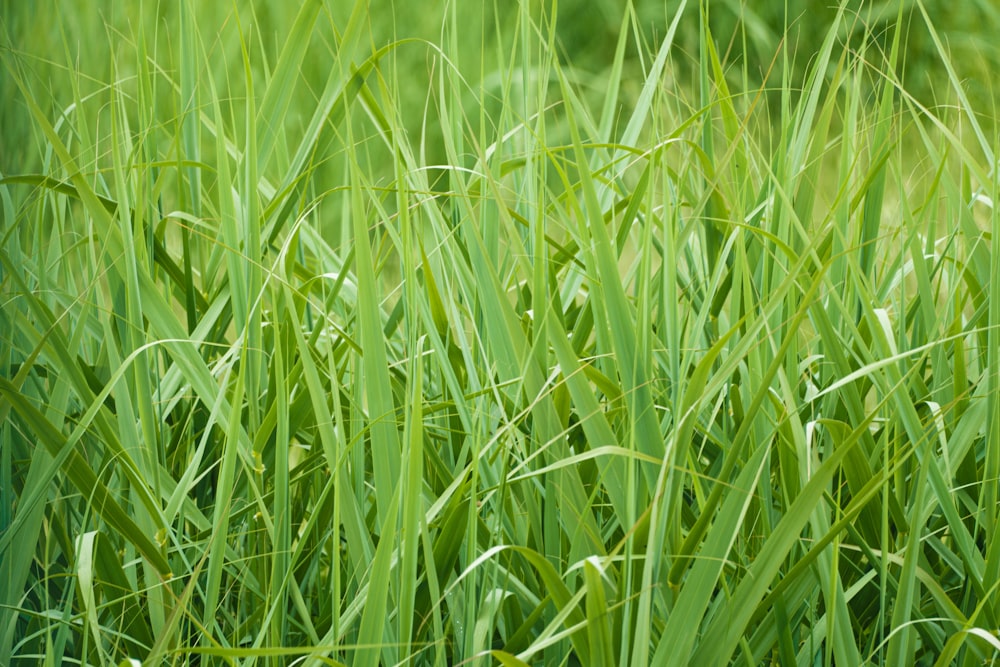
2 0 1000 665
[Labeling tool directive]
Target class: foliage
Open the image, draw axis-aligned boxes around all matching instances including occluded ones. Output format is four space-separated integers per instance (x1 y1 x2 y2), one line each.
2 0 1000 665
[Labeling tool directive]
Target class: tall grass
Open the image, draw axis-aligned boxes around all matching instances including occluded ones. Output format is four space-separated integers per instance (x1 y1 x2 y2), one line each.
2 0 1000 665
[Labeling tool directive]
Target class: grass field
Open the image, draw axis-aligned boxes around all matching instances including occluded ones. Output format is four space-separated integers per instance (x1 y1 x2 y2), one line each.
3 0 1000 665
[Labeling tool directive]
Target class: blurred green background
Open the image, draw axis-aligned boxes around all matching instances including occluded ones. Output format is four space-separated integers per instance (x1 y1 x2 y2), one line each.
3 0 997 239
3 0 997 167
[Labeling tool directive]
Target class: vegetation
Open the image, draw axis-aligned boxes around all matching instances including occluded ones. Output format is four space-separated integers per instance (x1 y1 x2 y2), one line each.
2 0 1000 664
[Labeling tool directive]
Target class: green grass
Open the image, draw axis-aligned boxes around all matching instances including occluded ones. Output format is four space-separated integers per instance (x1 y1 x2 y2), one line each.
2 0 1000 665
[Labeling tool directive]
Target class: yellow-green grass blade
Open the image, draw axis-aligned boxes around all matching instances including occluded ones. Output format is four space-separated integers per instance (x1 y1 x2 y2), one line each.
353 494 400 667
583 558 615 667
397 339 424 662
255 0 323 173
656 429 772 667
347 145 402 529
200 356 245 635
235 15 265 434
556 59 663 500
268 304 292 650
